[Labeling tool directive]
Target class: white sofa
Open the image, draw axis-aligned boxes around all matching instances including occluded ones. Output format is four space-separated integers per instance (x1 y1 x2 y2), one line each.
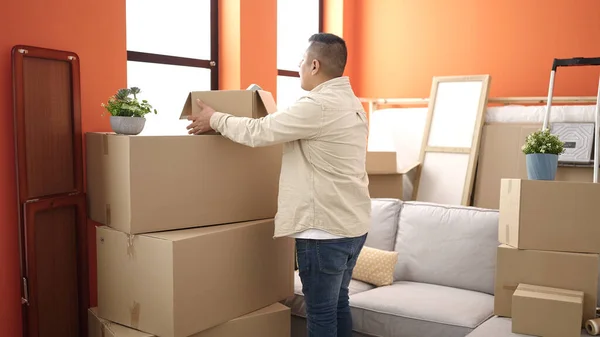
284 198 596 337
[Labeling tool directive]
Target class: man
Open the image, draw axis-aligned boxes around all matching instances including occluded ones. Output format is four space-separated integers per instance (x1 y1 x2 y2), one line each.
186 33 371 337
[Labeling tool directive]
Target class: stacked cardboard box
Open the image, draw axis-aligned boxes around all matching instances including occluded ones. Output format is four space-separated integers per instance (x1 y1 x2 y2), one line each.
494 178 600 336
86 90 294 337
88 304 291 337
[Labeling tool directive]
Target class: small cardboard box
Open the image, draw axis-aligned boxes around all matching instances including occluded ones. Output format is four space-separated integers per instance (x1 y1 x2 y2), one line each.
366 151 397 174
368 174 404 199
494 244 598 323
89 303 290 337
96 219 294 337
368 162 419 200
179 90 277 119
512 283 583 337
499 178 600 253
86 132 282 234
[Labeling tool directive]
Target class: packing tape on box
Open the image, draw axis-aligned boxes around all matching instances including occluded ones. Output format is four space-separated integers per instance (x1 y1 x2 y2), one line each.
517 284 583 298
102 133 109 155
586 318 600 335
130 301 140 329
126 234 135 258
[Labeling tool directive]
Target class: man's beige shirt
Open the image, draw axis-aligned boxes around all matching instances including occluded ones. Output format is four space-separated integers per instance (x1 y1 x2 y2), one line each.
210 76 371 238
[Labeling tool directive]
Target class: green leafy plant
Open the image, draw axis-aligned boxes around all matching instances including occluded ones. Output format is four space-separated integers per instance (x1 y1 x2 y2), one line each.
101 87 157 117
521 128 565 155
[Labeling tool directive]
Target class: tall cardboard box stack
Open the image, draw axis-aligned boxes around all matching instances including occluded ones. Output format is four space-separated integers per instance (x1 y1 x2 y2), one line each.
86 90 294 337
494 178 600 337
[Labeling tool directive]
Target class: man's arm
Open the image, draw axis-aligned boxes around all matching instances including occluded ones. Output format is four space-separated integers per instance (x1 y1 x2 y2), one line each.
209 98 323 147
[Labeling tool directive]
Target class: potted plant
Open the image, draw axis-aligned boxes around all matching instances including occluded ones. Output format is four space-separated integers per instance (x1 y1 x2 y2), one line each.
101 87 157 135
521 128 565 180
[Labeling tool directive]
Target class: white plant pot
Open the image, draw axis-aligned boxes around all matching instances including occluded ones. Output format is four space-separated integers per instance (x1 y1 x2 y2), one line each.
110 116 146 135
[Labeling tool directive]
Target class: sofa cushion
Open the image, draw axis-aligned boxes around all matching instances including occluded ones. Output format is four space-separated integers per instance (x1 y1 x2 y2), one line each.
350 281 494 337
366 198 402 251
394 201 499 294
465 316 589 337
283 271 375 318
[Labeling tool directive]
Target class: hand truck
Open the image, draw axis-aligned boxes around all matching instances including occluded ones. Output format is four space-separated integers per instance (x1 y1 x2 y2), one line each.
543 57 600 183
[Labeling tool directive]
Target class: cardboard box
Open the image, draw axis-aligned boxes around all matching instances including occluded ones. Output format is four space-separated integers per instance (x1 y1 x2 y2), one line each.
368 162 419 200
494 244 598 323
86 132 282 234
179 90 277 119
512 283 583 336
366 151 397 174
189 303 290 337
89 303 290 337
368 174 404 199
97 219 294 337
473 123 594 209
499 178 600 253
89 307 153 337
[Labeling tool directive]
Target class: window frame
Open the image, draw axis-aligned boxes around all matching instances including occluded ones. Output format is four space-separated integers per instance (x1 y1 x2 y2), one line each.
277 0 323 78
126 0 219 90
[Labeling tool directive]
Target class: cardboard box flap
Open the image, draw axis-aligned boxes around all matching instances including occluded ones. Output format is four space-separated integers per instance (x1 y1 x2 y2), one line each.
142 220 261 242
179 93 195 119
515 284 584 303
398 162 420 175
179 90 276 119
179 90 254 119
233 303 289 321
256 90 277 114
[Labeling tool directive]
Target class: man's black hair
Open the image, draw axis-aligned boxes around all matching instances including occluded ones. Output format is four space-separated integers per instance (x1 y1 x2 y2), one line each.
307 33 347 77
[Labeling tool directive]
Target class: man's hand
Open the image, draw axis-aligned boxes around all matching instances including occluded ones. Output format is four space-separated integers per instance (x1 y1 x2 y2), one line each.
186 99 216 135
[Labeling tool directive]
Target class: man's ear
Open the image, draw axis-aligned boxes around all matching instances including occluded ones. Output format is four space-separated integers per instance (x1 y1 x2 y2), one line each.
311 59 320 75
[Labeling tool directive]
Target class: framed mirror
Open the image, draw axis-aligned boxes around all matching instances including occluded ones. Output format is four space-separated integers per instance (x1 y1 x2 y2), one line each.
414 75 491 206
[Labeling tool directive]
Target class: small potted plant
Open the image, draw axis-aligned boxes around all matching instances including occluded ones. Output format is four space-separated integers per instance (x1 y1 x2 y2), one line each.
521 128 565 180
101 87 157 135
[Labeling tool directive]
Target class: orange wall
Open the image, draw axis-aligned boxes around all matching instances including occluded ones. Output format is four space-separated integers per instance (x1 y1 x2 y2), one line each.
0 0 126 335
323 0 360 85
219 0 277 97
346 0 600 99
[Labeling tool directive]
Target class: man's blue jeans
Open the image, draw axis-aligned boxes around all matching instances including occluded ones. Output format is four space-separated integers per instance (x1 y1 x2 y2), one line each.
296 234 368 337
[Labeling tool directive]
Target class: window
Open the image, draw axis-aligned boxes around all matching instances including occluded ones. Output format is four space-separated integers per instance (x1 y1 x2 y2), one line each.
126 0 218 135
276 0 322 109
